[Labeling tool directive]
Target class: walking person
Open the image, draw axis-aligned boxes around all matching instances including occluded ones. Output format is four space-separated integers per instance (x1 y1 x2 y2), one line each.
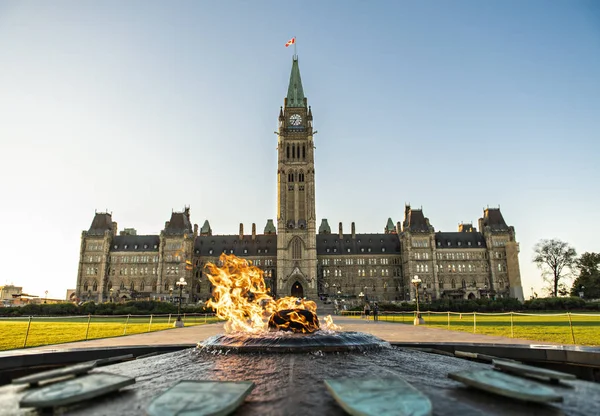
364 302 371 320
373 302 379 322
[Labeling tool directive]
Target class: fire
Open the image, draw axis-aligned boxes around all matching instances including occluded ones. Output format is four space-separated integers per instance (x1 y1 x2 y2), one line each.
205 254 340 333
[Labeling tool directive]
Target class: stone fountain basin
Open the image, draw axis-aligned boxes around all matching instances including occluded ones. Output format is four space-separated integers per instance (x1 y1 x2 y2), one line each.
199 331 390 353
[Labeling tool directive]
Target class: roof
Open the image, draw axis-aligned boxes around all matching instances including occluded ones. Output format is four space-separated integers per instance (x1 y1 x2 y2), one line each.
403 209 431 233
435 232 487 249
286 57 305 108
194 235 277 257
385 218 395 232
264 219 276 234
110 235 160 252
200 220 212 236
316 233 401 256
164 212 193 235
319 219 331 234
481 208 509 231
88 213 114 236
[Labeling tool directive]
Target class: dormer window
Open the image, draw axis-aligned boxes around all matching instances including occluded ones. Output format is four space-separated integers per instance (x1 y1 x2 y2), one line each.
244 249 248 254
209 249 213 255
114 245 118 249
447 242 451 246
144 244 148 249
382 248 386 252
196 250 200 254
347 248 351 253
368 248 372 252
154 245 158 249
478 242 482 246
258 249 262 253
134 245 138 249
265 249 268 253
468 242 472 246
333 248 337 252
361 248 365 252
458 242 461 246
326 248 330 253
437 242 441 247
124 245 128 249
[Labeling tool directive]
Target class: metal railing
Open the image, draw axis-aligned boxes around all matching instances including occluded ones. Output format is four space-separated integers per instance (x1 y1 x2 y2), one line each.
0 313 218 351
340 310 600 345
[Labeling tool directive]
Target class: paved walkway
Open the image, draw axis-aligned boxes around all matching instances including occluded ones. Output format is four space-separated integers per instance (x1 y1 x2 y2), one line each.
9 315 559 355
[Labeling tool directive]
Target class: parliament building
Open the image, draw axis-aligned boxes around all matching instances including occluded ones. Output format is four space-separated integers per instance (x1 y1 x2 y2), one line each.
75 57 524 305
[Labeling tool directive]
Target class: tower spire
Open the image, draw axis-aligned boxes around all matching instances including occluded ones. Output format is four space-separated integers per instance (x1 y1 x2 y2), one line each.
286 57 305 108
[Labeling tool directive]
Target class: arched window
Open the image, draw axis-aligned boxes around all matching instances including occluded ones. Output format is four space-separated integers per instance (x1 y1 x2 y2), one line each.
451 279 456 289
92 281 98 291
461 279 466 288
152 281 157 292
83 282 89 291
164 281 169 291
140 281 145 291
292 144 296 159
130 282 135 291
438 278 444 289
292 238 302 260
120 281 125 290
302 145 306 159
287 144 290 159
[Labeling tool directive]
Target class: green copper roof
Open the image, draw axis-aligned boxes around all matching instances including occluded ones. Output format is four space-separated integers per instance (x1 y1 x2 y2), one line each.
386 218 395 231
286 57 305 107
264 219 276 234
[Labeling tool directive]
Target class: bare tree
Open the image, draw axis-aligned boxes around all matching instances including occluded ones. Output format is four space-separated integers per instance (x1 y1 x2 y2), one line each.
533 239 577 297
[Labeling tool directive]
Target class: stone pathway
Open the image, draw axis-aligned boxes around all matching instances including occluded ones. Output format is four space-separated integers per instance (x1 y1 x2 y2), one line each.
6 315 559 355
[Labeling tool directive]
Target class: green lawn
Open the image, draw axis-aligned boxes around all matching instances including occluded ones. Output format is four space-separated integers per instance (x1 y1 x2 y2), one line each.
353 312 600 346
0 314 220 351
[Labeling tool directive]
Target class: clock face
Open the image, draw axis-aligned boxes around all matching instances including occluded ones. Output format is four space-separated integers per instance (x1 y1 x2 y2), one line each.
289 114 302 126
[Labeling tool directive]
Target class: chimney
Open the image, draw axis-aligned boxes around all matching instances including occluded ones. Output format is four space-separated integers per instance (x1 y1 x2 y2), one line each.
112 222 118 236
351 222 356 239
239 223 244 240
396 221 402 234
252 223 256 240
194 224 198 237
339 222 343 239
165 221 170 230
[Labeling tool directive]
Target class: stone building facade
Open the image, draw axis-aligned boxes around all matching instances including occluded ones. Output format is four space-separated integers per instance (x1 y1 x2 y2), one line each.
75 56 524 304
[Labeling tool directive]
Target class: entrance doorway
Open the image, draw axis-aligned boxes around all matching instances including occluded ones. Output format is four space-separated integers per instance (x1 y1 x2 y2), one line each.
291 281 304 298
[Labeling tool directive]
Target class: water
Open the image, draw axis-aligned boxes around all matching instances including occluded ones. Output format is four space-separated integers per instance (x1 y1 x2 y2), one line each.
199 330 391 353
32 346 587 416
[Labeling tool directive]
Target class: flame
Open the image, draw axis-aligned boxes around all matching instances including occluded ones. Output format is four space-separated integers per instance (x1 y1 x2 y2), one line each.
205 254 339 333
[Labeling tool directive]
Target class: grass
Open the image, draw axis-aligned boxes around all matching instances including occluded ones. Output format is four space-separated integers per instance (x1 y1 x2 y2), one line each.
0 314 221 351
345 311 600 346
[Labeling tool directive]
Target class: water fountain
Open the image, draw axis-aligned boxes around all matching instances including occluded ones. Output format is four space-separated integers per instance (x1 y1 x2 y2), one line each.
1 254 598 415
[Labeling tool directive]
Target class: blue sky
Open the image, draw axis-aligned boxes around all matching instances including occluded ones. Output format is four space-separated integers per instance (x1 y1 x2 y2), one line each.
0 1 598 299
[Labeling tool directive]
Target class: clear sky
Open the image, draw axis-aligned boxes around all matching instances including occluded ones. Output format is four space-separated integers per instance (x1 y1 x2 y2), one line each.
0 1 599 300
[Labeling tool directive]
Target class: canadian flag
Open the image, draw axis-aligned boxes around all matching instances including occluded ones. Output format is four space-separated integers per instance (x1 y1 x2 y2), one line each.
285 37 295 47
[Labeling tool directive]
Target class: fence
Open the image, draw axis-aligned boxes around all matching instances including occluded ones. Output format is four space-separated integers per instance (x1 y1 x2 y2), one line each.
340 310 600 346
0 313 218 351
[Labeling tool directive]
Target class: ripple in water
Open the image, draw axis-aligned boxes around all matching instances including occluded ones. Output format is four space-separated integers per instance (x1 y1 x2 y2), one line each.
198 330 391 353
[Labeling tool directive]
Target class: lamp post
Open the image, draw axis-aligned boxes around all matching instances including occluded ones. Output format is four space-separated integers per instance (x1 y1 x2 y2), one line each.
174 277 187 327
412 275 424 325
109 288 114 303
579 285 585 299
44 290 48 304
169 286 173 303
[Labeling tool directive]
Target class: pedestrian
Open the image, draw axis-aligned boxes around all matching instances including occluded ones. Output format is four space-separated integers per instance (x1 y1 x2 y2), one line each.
364 302 370 320
373 302 379 322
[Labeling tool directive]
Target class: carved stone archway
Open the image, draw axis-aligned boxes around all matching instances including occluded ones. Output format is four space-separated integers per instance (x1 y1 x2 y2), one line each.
291 281 304 298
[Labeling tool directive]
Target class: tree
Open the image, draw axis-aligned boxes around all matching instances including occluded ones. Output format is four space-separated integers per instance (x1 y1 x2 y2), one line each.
570 252 600 299
532 239 577 297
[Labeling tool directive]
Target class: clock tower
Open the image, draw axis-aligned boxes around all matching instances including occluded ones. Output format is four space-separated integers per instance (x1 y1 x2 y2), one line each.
276 56 318 300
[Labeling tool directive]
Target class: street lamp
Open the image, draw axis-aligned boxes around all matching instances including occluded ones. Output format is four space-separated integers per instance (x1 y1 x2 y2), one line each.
109 288 114 303
175 277 187 327
44 290 48 304
169 286 174 303
411 275 424 325
579 285 585 299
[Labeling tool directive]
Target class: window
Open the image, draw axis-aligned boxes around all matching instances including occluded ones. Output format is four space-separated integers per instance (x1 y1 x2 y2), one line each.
292 238 302 259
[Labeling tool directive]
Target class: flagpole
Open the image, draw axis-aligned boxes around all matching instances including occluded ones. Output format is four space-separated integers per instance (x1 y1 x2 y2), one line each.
294 36 297 58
